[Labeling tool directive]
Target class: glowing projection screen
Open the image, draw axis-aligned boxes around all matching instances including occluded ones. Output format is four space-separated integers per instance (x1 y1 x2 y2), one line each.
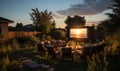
70 28 88 39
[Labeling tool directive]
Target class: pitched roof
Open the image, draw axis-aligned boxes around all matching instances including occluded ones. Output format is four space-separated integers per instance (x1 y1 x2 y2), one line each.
0 17 14 23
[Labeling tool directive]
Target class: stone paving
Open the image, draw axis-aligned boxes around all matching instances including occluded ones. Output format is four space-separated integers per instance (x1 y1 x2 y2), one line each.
18 57 54 71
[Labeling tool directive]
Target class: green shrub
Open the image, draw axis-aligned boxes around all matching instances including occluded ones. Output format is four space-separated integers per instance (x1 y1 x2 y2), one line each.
50 29 66 40
10 39 20 51
27 35 38 45
5 45 13 55
0 45 7 58
14 35 38 48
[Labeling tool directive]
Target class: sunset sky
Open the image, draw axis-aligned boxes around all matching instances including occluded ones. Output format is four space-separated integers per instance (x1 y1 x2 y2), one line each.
0 0 112 28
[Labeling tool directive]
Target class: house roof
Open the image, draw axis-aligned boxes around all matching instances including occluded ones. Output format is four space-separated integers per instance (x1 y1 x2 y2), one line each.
0 17 14 23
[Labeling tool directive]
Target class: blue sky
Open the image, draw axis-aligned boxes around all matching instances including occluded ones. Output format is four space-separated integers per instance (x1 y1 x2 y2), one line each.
0 0 112 28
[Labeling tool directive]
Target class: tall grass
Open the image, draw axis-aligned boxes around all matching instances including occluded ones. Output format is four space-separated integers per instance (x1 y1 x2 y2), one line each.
0 55 10 71
87 53 108 71
0 39 20 71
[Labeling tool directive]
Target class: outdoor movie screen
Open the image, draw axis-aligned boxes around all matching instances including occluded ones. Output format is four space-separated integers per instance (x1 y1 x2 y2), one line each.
70 28 88 39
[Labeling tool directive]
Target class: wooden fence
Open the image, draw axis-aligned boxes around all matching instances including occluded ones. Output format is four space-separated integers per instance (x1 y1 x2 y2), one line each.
8 31 41 39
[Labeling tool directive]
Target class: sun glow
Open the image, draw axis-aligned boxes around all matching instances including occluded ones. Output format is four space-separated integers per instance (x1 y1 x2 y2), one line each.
70 28 87 39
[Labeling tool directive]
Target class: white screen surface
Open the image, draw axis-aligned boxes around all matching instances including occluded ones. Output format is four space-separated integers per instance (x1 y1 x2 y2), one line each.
70 28 87 39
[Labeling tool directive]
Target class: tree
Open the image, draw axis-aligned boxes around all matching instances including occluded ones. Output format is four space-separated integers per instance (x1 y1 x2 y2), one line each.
65 15 86 28
15 23 23 31
29 8 54 34
51 21 56 29
98 0 120 54
99 0 120 34
8 26 15 31
50 29 66 40
74 15 86 27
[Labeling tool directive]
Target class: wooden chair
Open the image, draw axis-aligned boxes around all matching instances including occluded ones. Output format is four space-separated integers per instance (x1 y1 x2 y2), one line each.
81 46 92 58
61 47 73 61
46 46 60 59
82 43 106 58
37 43 46 56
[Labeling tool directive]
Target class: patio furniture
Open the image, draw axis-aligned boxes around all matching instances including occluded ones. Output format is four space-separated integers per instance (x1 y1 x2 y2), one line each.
81 43 106 58
37 43 46 56
81 46 92 58
61 47 73 61
46 45 60 59
44 41 51 48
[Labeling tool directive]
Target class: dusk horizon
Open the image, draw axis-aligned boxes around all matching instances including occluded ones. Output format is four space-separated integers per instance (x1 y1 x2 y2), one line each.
0 0 112 28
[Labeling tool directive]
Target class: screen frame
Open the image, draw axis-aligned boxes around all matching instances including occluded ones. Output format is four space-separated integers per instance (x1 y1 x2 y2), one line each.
68 26 95 42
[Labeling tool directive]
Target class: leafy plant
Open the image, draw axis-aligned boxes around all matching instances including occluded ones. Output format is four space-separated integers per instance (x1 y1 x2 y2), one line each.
10 39 20 51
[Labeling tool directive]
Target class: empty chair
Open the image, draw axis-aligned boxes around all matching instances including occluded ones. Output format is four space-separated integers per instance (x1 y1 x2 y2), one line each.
37 42 46 55
81 46 92 58
81 43 106 58
61 47 73 61
44 41 51 48
47 45 60 59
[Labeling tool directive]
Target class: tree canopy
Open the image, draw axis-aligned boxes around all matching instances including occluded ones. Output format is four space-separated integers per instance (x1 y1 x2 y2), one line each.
98 0 120 53
99 0 120 34
15 23 23 31
29 8 55 33
65 15 86 28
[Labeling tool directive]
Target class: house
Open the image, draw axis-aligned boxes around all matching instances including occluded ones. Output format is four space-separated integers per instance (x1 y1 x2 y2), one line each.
0 17 14 41
23 24 34 31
